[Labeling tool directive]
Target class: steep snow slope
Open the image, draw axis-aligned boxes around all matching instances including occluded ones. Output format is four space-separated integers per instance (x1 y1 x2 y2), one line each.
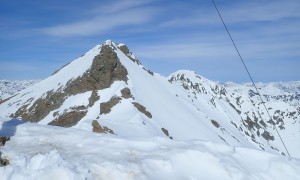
0 80 39 101
1 117 300 180
168 70 300 158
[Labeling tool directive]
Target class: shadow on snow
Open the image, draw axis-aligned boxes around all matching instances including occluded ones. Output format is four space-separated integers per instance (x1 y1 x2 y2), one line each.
0 119 26 137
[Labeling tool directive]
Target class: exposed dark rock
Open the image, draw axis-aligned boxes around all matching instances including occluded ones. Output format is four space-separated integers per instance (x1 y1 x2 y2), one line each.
230 121 237 128
245 131 250 136
92 120 114 134
211 119 220 128
0 158 9 166
244 116 261 130
142 67 154 76
132 102 152 118
118 44 142 65
267 119 276 126
64 44 128 95
259 120 267 128
161 128 173 139
219 135 229 145
88 90 100 107
121 87 132 99
48 110 87 127
161 128 169 136
100 97 121 114
70 105 86 111
12 91 67 122
0 136 10 146
261 131 275 141
0 94 18 105
118 44 130 54
210 98 216 107
229 102 241 114
53 111 59 117
118 43 153 75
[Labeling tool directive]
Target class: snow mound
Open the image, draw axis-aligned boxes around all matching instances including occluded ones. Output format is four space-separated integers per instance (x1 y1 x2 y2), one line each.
0 117 299 180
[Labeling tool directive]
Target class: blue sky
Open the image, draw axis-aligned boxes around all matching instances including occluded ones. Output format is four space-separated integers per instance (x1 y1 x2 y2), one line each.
0 0 299 82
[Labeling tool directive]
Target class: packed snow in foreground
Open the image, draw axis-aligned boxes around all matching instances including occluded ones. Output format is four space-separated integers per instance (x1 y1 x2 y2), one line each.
0 117 299 180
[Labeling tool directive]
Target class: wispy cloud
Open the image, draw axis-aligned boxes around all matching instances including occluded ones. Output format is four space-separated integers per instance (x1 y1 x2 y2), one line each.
134 31 300 63
42 0 158 37
161 0 300 28
223 0 300 23
89 0 153 14
143 0 300 64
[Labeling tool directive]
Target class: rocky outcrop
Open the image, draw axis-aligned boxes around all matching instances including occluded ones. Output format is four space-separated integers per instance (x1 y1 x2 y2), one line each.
121 87 133 99
0 136 10 166
118 44 142 65
11 91 67 122
118 44 153 76
132 102 152 118
48 110 87 127
92 120 114 134
0 95 17 105
89 90 100 107
0 136 10 146
100 97 121 114
211 120 220 128
261 131 275 141
64 44 128 95
161 128 173 139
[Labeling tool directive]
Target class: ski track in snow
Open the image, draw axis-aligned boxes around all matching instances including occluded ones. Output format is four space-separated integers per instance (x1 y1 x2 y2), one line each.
0 118 300 180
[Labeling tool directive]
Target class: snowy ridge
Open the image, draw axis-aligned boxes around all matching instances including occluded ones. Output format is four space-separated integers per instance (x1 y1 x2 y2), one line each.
168 70 300 158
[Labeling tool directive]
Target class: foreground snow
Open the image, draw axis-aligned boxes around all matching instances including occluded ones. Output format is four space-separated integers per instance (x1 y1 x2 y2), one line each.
0 118 299 180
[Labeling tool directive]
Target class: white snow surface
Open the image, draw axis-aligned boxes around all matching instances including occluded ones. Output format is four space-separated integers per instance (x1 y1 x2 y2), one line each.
1 117 300 180
0 80 39 100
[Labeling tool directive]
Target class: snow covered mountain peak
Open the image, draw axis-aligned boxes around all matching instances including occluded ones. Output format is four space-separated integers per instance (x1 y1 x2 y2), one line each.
0 40 299 158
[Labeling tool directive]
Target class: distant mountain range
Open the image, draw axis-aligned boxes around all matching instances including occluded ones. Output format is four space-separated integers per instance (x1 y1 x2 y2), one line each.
0 80 40 101
0 40 299 158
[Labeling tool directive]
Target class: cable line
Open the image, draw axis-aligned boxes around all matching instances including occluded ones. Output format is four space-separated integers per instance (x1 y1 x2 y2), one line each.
211 0 291 158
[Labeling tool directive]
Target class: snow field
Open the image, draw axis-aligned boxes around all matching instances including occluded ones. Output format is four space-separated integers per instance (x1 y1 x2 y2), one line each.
0 118 300 180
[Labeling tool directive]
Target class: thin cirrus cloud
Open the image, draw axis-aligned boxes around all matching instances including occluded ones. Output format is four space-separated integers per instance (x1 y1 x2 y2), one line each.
154 0 300 63
161 0 300 28
42 1 158 37
90 0 153 14
226 0 300 22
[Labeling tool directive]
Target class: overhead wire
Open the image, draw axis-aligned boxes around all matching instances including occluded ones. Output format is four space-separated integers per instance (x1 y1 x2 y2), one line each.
211 0 291 158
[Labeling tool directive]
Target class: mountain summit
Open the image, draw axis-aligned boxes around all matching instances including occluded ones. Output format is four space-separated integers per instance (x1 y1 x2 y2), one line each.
0 40 299 158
